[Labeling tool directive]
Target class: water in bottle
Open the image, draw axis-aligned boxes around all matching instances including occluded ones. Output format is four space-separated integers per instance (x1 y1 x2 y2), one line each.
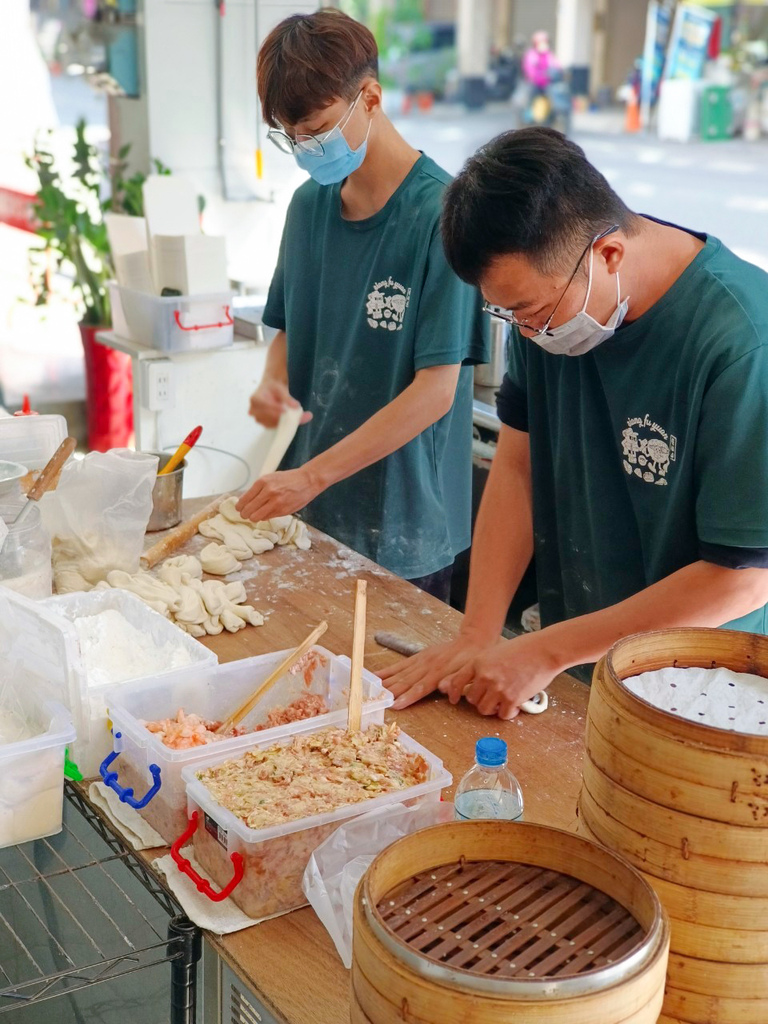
454 737 524 821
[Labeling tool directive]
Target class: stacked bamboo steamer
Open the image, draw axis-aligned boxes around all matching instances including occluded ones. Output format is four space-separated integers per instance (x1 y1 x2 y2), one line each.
352 821 669 1023
578 627 768 1024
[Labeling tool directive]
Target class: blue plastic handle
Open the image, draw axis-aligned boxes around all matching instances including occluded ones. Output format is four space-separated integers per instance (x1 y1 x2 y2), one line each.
99 732 162 809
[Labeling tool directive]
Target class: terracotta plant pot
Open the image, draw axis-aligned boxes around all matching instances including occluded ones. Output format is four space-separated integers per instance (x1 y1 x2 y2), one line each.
79 323 133 452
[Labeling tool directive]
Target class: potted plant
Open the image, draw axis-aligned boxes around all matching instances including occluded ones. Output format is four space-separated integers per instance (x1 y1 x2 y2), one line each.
25 119 168 452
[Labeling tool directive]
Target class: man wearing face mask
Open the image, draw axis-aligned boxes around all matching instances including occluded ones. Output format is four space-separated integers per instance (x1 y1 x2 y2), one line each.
382 127 768 716
237 9 487 600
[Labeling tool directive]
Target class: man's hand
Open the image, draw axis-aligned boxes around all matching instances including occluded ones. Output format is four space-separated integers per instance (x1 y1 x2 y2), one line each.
380 631 495 710
248 380 312 429
440 631 564 719
236 466 321 522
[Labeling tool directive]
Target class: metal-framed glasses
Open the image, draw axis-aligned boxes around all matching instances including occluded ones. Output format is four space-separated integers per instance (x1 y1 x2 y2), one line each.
483 224 619 338
267 91 363 157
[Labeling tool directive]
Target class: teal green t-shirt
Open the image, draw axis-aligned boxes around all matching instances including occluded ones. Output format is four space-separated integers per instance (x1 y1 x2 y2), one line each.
497 232 768 636
263 155 488 578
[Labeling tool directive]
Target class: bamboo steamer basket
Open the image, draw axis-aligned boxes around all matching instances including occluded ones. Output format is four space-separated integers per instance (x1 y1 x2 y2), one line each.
578 627 768 1023
351 821 669 1024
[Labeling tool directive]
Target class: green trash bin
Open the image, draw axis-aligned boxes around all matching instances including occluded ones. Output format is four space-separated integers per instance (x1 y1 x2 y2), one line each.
700 85 732 141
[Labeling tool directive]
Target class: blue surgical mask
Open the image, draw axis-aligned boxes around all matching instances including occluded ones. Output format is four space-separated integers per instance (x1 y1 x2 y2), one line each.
294 95 371 186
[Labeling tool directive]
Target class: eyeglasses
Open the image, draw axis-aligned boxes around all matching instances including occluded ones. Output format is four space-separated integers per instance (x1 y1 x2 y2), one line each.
267 91 363 157
483 224 619 338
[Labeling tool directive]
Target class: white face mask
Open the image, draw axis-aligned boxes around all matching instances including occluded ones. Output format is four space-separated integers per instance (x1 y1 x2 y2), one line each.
532 249 629 357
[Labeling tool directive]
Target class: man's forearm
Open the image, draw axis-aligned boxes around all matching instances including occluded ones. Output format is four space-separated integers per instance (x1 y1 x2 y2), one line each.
461 426 534 643
542 560 768 672
263 330 288 384
305 365 459 491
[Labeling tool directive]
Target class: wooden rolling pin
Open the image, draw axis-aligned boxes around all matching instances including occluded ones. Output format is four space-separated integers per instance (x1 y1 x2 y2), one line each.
140 493 231 569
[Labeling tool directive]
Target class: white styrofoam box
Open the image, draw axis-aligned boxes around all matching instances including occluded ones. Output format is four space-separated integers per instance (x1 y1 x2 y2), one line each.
0 588 217 779
0 688 75 850
104 646 393 844
0 415 67 474
109 282 234 352
152 235 229 296
180 726 450 920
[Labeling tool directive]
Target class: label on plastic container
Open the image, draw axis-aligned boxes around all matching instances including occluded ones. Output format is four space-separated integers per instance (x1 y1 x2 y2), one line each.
204 811 228 848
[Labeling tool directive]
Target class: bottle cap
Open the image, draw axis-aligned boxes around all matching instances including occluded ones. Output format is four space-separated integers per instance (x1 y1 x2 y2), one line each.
475 737 507 767
13 395 38 417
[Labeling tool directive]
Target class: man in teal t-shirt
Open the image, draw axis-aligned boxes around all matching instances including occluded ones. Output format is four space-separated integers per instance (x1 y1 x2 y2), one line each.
235 11 487 597
383 127 768 717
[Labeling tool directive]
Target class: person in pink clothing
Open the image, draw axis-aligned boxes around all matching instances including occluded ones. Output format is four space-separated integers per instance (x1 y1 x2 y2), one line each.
522 31 560 91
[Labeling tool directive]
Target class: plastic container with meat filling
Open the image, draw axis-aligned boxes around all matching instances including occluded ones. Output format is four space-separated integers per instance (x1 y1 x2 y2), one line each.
173 727 451 921
102 646 393 843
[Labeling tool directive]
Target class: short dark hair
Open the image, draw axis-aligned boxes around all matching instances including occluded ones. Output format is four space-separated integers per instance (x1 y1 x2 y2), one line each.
442 127 639 285
257 8 378 129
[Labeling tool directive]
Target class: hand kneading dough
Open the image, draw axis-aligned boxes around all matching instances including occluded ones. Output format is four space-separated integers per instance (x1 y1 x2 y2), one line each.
200 542 242 576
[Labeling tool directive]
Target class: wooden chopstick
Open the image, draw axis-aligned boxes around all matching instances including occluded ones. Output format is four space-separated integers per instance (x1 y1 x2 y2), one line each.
347 580 368 734
215 620 329 735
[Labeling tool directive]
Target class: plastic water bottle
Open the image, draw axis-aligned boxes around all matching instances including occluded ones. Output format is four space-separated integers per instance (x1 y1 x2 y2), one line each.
454 737 524 822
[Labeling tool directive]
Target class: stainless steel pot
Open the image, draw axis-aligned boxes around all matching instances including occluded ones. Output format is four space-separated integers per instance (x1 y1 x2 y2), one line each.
474 319 510 388
146 451 186 532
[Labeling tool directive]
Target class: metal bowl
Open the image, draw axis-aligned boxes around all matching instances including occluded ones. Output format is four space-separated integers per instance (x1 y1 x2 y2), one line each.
146 452 186 532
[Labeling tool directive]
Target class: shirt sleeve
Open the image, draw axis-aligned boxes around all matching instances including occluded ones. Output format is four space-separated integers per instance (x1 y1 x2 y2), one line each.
496 332 529 431
696 345 768 548
262 215 288 332
413 225 489 371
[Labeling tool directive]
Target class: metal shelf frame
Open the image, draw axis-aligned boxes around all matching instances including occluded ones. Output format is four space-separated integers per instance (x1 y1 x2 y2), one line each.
0 783 201 1022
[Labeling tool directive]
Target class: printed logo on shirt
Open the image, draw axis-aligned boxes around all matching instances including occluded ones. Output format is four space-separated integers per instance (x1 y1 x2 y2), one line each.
365 277 411 331
621 415 677 487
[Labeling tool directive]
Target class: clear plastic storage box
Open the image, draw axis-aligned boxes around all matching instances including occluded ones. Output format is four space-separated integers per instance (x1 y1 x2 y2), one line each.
110 282 234 352
176 727 451 920
0 674 75 849
0 588 217 779
0 414 67 477
103 646 394 843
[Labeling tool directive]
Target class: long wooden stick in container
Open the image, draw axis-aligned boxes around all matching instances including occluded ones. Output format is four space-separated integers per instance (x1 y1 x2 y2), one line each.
347 580 368 734
140 493 231 569
215 620 329 735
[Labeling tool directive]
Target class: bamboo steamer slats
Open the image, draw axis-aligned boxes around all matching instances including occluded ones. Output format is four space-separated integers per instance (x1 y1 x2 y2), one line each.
351 821 669 1024
578 628 768 1023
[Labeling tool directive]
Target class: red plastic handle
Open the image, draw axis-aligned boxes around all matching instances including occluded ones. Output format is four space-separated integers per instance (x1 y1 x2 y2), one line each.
173 306 233 332
170 810 244 903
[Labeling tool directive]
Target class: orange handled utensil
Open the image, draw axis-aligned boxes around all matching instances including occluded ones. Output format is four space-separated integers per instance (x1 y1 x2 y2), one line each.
158 425 202 476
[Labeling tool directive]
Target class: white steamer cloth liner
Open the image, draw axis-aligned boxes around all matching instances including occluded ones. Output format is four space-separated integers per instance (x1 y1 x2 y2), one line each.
624 665 768 735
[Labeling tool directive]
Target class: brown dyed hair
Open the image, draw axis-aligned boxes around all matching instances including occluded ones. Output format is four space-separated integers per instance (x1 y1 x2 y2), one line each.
257 8 378 129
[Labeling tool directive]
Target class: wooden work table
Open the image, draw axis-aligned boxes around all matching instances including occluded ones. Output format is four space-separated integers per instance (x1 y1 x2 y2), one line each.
112 499 590 1022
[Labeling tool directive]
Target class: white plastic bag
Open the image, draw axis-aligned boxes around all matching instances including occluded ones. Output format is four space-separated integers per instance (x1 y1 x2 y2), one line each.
39 449 158 593
302 800 455 968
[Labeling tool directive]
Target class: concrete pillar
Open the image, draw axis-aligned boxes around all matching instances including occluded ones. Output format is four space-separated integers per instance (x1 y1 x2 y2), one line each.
556 0 593 97
457 0 493 108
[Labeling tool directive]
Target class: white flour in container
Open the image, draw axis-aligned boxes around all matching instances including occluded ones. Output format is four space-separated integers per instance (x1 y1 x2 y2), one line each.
74 609 196 687
624 666 768 735
0 562 53 600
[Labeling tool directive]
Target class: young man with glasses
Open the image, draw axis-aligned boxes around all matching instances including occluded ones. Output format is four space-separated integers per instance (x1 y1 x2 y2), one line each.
383 126 768 717
236 9 487 601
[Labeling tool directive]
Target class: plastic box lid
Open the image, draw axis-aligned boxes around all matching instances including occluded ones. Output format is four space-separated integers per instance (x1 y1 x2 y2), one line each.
0 415 67 472
0 588 217 777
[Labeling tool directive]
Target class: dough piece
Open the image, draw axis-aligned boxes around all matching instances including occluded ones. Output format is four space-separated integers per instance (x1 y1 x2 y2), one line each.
178 621 207 639
227 603 264 627
219 496 250 526
222 580 248 604
220 606 247 633
173 584 208 626
520 691 549 715
158 554 203 588
293 521 312 551
198 515 252 561
199 542 242 576
259 405 303 477
106 569 179 616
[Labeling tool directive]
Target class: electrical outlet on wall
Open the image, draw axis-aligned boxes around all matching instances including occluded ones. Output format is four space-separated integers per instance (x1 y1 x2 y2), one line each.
142 360 175 411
